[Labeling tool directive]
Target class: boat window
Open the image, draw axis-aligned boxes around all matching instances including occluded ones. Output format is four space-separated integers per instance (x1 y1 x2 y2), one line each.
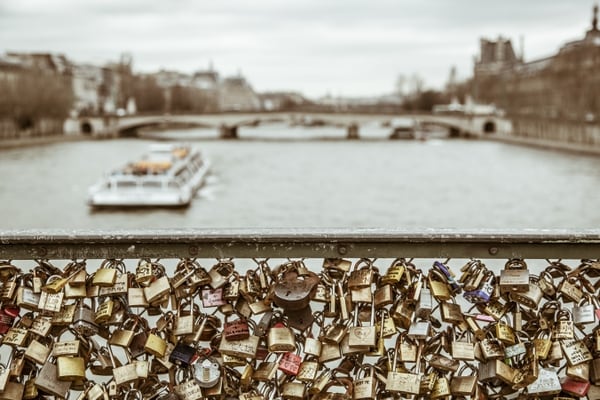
168 182 180 189
116 181 137 188
142 181 162 189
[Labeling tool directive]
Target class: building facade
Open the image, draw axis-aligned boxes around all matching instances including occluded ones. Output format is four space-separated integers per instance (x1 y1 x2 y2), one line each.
474 6 600 122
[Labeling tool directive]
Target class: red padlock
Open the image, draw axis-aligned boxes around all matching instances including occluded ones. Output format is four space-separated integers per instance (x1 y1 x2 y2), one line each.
223 314 250 341
0 305 19 334
561 376 590 397
278 344 303 376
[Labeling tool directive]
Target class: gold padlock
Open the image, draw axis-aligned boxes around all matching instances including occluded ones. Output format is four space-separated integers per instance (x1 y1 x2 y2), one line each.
144 329 167 357
56 356 85 381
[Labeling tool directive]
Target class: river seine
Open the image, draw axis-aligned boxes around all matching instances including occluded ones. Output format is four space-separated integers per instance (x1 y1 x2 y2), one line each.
1 123 599 230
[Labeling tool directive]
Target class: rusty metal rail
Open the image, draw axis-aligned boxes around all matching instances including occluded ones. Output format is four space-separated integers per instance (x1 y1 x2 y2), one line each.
0 229 599 260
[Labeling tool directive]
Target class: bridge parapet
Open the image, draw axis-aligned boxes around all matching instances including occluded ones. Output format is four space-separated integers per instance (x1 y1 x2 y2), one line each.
0 228 598 400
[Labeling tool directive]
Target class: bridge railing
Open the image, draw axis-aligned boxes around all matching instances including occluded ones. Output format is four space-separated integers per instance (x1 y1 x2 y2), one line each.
1 229 600 398
1 229 599 260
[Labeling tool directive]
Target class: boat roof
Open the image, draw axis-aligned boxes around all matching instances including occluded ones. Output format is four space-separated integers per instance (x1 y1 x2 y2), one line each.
110 144 201 178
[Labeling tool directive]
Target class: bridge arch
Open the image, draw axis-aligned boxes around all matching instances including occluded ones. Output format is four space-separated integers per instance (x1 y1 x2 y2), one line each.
80 120 93 135
483 120 496 134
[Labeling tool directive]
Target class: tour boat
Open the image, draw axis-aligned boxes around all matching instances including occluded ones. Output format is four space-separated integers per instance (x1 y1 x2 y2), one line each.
88 144 210 207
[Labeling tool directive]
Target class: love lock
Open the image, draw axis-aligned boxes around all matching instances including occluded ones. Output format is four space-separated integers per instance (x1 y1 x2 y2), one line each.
194 357 221 388
273 263 319 311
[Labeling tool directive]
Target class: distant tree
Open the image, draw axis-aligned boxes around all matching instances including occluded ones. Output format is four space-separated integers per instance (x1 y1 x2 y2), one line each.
0 69 72 122
133 76 165 113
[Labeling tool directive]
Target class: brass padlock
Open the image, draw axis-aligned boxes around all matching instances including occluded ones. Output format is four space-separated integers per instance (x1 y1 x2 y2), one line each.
353 365 377 400
386 340 421 394
499 258 529 293
450 364 477 396
267 320 296 353
92 258 123 287
430 373 451 399
144 328 167 357
348 302 376 347
56 356 86 381
34 357 72 398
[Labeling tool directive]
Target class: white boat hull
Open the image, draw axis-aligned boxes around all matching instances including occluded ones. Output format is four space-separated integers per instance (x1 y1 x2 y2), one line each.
89 162 210 208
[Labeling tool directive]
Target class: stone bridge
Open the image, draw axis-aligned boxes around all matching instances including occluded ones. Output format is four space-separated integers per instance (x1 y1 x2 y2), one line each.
70 112 505 140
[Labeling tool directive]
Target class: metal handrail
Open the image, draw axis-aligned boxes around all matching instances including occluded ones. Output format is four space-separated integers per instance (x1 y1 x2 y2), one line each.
1 229 599 260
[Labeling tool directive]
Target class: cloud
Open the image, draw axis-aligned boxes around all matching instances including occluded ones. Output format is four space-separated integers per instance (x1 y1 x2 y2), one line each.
1 0 597 97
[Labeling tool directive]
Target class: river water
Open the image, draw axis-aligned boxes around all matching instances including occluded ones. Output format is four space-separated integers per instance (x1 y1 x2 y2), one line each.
1 123 599 230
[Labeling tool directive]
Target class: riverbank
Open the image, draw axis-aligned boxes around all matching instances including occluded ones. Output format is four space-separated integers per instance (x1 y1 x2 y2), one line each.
0 134 88 150
487 134 600 157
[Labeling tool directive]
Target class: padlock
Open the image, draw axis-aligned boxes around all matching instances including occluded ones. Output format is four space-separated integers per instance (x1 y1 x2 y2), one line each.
173 368 203 400
221 314 249 342
268 318 296 353
430 373 451 399
0 273 19 302
309 368 333 395
56 355 86 381
495 319 516 345
373 283 394 309
38 283 64 312
173 298 197 336
208 259 235 289
415 285 433 319
92 258 124 287
395 332 417 362
319 340 341 363
0 381 24 400
3 326 29 347
499 258 529 293
558 276 584 303
553 309 575 340
127 286 149 307
572 293 597 325
218 332 259 359
386 339 421 394
526 366 562 396
566 361 590 382
273 266 319 311
144 275 171 304
478 359 515 385
278 341 303 376
353 365 378 400
144 328 168 357
561 338 593 366
464 270 495 303
450 364 477 396
511 276 544 309
23 369 38 400
428 268 452 301
24 337 51 365
72 297 99 337
380 258 406 285
98 270 128 297
348 301 376 347
451 328 475 361
253 352 279 381
407 319 430 340
94 295 114 324
35 356 72 398
429 354 460 373
194 356 221 388
561 375 590 397
440 298 464 324
433 260 461 293
281 381 306 400
296 356 319 382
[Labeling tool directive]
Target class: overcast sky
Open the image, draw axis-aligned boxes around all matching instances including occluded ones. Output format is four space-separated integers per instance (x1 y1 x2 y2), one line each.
1 1 596 98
